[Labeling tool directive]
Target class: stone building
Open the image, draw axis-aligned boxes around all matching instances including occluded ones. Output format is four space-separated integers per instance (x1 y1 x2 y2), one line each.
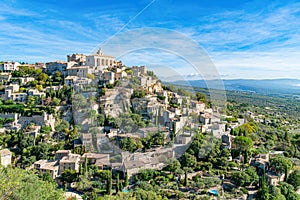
81 133 93 151
34 160 59 179
199 112 212 125
34 62 46 70
0 149 12 167
112 67 127 80
139 76 162 93
81 153 110 169
132 66 147 76
18 77 35 85
18 112 55 131
0 73 11 84
267 172 285 186
101 70 115 85
28 89 46 98
58 153 81 175
2 84 27 102
193 101 205 112
55 150 71 160
0 61 21 72
86 49 116 69
46 61 76 75
67 53 86 65
67 66 90 77
119 149 175 177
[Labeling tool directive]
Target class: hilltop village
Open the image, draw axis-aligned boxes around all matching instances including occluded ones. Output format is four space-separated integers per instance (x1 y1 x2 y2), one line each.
0 50 299 199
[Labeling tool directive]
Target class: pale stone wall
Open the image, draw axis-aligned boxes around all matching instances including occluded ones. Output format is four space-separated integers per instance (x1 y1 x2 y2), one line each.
0 149 12 167
18 113 55 130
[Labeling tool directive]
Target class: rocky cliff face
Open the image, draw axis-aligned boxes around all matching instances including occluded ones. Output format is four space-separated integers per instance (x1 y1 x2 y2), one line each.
72 91 99 132
98 88 133 118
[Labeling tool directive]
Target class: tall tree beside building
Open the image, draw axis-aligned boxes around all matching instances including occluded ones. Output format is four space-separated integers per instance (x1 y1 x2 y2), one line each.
84 155 88 176
270 156 292 181
116 173 120 193
125 172 129 187
287 170 300 190
234 136 253 163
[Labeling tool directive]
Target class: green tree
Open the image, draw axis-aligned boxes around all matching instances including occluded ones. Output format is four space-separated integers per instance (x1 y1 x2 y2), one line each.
84 155 88 175
38 73 49 82
40 171 54 183
32 143 50 160
184 168 188 186
41 125 52 134
134 169 160 182
269 185 286 200
257 175 270 200
55 120 69 132
27 96 36 108
116 173 120 193
60 169 79 185
133 189 163 200
279 182 300 200
36 84 43 92
287 170 300 190
99 170 112 195
125 172 129 187
231 167 258 187
97 114 105 126
164 158 181 174
54 71 62 79
51 97 61 106
270 156 292 181
245 166 259 186
234 136 253 163
131 89 147 99
0 166 64 200
196 92 207 103
180 152 196 168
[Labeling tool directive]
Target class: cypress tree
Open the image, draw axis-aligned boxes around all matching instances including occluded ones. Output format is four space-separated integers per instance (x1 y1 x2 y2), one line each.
184 169 188 186
84 155 88 175
124 172 129 187
107 170 112 195
116 173 120 193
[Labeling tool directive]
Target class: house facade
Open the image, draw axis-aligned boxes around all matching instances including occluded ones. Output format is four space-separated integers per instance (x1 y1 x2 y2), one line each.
0 61 21 72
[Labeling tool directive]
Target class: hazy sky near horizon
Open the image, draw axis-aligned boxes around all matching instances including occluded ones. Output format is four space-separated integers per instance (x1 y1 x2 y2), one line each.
0 0 300 79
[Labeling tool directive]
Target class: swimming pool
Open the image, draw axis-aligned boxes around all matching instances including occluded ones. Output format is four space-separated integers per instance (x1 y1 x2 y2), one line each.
208 189 218 196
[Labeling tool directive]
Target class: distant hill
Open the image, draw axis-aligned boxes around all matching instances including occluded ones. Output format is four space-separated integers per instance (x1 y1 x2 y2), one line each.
168 79 300 95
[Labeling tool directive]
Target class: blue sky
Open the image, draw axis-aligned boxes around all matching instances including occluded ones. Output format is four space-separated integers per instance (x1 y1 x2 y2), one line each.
1 0 300 79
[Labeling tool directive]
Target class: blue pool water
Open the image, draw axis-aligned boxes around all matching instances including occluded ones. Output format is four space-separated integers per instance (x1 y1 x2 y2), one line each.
208 189 218 196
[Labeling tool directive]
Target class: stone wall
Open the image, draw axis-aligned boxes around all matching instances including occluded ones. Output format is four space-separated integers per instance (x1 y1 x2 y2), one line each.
18 113 55 130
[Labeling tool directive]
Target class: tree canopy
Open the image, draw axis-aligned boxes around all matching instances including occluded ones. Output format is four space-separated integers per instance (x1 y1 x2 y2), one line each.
0 166 64 200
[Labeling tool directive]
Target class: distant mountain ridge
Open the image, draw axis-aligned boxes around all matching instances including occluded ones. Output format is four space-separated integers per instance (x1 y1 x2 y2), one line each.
168 78 300 95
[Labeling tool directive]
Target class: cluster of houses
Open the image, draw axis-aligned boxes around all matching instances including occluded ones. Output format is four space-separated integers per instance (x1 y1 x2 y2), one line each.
2 83 46 102
0 112 55 133
33 150 111 180
250 151 288 186
0 50 231 182
33 148 175 182
1 50 293 198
